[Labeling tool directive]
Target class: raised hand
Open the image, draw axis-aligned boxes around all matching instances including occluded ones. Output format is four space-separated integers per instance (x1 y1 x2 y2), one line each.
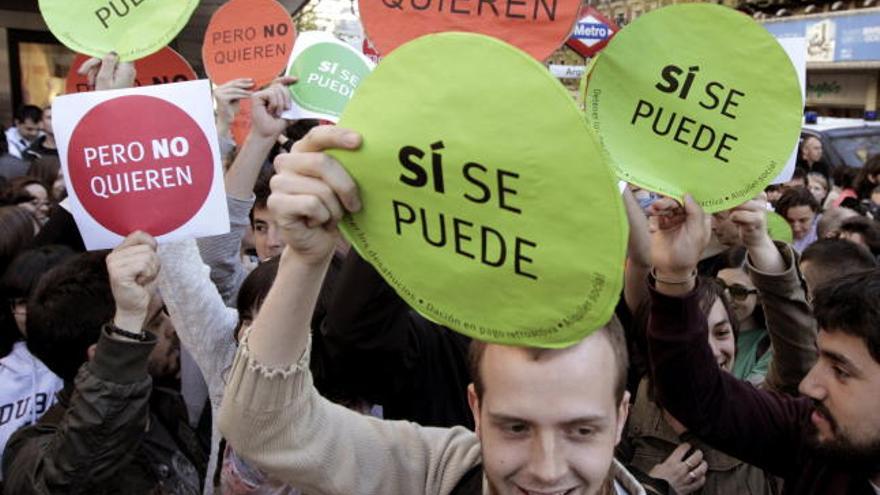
214 77 254 136
269 126 362 264
250 76 297 140
648 195 711 287
78 52 136 91
107 231 159 332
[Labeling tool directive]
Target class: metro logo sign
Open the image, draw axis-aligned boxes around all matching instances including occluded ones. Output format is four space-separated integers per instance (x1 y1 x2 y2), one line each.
566 7 619 58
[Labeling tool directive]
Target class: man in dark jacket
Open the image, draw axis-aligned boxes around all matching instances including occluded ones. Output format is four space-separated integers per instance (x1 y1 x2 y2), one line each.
646 194 880 494
2 232 206 495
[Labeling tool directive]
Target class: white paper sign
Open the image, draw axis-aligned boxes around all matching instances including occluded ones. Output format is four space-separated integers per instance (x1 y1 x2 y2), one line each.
281 31 375 122
771 37 807 185
53 79 229 250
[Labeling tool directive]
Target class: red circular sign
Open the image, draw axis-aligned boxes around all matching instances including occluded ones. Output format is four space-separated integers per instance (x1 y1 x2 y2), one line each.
358 0 581 60
202 0 296 87
67 95 214 236
65 47 197 94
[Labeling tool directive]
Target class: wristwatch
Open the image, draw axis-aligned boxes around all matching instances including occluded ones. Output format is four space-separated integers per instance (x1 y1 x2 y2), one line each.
103 322 148 341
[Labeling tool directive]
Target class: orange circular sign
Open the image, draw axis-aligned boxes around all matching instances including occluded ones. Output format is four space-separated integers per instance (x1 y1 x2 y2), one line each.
202 0 296 87
66 47 197 94
358 0 580 60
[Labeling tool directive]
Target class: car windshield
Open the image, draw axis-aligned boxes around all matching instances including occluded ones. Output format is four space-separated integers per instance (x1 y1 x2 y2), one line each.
828 128 880 167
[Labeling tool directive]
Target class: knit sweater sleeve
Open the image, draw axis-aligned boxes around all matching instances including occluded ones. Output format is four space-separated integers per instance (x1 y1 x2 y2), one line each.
218 333 482 495
158 239 239 398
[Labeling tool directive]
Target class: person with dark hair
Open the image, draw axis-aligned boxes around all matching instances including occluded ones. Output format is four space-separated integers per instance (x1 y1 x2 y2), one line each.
776 187 821 253
854 154 880 200
197 81 295 306
2 233 206 494
23 107 57 162
0 126 28 180
621 195 817 495
716 246 771 386
8 176 50 226
5 105 42 160
0 246 71 479
836 216 880 257
0 206 37 272
26 156 64 201
826 166 859 208
800 238 877 301
647 195 880 495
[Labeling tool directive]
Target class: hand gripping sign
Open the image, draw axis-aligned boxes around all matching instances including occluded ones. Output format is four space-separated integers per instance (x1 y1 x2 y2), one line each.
584 4 802 213
358 0 581 61
66 47 197 94
203 0 296 87
39 0 198 61
281 32 375 122
53 80 229 250
329 33 627 348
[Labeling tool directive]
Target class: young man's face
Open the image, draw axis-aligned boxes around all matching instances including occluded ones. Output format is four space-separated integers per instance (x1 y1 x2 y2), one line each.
16 117 41 143
799 330 880 466
252 206 283 260
468 333 629 495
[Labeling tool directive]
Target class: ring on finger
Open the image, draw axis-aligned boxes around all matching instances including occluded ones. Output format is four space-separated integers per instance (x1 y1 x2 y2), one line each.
687 471 696 481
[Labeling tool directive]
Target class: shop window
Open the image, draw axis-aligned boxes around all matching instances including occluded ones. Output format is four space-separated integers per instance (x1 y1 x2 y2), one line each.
8 29 76 112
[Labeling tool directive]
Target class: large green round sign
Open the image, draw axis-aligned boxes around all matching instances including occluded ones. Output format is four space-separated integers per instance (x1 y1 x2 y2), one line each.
331 33 627 348
584 4 802 213
39 0 198 61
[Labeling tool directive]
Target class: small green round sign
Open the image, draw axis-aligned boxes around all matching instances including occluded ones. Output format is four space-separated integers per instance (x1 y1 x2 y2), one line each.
330 33 627 348
584 4 802 213
767 211 794 244
287 38 373 119
39 0 198 61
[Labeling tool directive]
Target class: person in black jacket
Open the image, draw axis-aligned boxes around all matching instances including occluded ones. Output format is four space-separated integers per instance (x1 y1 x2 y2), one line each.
2 232 206 495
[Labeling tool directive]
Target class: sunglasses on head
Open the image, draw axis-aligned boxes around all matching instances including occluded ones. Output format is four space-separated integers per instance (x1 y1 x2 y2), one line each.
715 279 758 301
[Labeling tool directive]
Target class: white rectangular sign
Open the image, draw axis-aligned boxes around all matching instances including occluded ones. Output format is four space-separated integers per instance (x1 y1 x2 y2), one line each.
53 79 229 250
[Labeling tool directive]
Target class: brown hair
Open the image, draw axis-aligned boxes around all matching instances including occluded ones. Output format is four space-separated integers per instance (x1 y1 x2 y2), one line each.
469 315 630 404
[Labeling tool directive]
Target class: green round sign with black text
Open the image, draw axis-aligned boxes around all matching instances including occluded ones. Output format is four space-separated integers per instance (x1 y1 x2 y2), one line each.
584 4 802 213
39 0 197 61
331 33 627 348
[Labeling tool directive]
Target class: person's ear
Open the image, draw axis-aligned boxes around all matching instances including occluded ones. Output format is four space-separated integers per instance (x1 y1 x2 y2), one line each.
615 391 631 445
86 344 97 361
467 383 482 436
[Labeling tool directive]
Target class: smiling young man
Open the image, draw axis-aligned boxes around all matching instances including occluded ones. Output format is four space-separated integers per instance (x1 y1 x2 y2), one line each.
217 126 645 495
646 194 880 494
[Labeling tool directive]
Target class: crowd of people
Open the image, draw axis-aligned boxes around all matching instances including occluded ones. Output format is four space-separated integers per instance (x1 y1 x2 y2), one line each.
0 53 879 495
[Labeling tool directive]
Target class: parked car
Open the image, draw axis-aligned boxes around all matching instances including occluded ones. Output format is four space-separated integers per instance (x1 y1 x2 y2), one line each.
801 117 880 169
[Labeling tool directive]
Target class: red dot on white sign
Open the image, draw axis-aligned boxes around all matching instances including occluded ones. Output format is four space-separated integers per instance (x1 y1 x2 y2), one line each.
67 95 214 237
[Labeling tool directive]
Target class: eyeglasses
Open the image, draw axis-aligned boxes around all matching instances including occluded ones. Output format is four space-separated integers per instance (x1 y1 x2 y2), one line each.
715 279 758 301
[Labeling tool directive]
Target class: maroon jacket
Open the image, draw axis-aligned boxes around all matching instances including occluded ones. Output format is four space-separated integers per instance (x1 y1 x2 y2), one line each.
647 284 877 495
